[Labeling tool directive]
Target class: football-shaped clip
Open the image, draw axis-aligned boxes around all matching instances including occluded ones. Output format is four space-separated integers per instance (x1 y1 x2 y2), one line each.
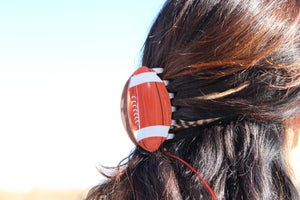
120 66 172 152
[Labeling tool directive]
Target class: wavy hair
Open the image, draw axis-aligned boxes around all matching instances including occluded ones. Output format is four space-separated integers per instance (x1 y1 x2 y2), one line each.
86 0 300 199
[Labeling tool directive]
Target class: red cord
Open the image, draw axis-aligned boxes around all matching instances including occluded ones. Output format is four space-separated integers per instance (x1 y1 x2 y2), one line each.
162 148 218 200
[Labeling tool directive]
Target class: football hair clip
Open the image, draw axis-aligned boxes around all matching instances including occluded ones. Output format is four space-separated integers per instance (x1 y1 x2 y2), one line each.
120 66 217 200
120 66 174 152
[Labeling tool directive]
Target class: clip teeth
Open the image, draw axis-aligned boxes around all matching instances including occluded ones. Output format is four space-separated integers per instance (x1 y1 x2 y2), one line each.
152 68 169 86
152 68 164 74
172 106 177 112
167 133 175 140
164 80 170 86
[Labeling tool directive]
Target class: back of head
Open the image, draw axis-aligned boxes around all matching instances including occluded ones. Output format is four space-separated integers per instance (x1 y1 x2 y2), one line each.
144 0 299 122
87 0 300 199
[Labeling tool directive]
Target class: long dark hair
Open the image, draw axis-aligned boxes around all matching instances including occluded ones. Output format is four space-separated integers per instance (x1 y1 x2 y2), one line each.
86 0 300 199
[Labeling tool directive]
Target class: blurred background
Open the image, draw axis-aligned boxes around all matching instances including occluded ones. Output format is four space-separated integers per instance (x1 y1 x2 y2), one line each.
0 1 299 200
0 0 165 199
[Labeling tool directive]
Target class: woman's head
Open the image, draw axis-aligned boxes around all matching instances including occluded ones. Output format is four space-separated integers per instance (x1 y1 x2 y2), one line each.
87 1 300 199
141 1 300 198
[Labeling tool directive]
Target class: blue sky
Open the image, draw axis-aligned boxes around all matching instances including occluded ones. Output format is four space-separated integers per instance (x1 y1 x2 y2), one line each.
0 0 165 75
0 0 166 190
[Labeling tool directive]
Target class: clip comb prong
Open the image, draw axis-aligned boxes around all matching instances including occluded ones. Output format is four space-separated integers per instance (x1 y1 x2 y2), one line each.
172 106 177 112
152 68 164 74
167 133 175 140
